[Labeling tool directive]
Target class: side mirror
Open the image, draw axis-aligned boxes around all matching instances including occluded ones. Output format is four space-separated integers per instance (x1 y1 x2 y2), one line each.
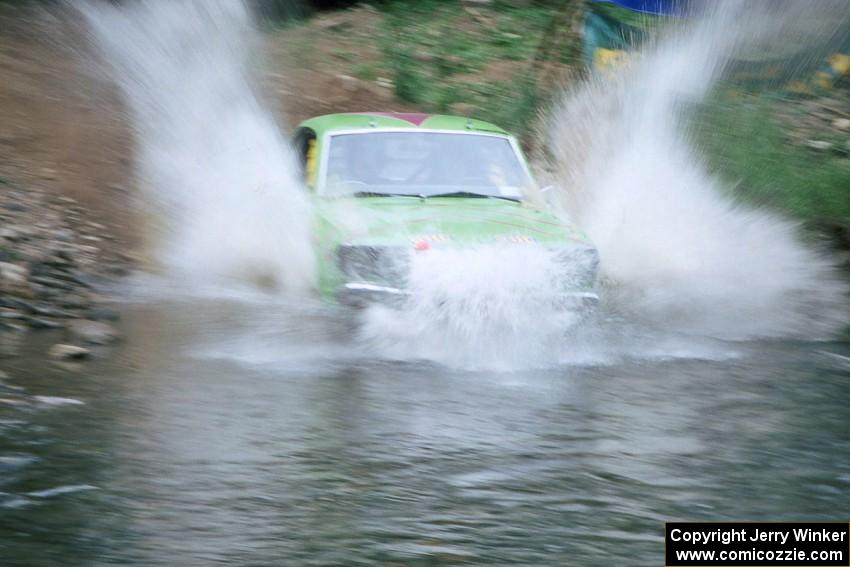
539 185 560 210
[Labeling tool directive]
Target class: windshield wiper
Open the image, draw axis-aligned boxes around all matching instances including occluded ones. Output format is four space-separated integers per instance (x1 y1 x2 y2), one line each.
427 191 520 202
352 191 419 198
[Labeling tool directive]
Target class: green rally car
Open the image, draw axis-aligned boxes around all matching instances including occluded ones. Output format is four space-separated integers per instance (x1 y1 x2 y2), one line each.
292 112 599 310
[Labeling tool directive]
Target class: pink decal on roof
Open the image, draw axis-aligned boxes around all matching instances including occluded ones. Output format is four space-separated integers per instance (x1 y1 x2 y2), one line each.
364 112 431 126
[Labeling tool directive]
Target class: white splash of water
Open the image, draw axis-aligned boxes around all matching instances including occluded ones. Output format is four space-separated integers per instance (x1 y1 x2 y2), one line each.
359 246 587 370
546 0 849 340
79 0 315 295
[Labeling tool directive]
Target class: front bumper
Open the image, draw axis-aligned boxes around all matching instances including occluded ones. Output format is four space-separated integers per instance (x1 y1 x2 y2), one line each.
336 282 411 309
552 291 600 311
337 281 599 312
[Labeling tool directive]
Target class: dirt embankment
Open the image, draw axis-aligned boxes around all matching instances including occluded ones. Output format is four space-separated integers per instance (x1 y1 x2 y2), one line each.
0 5 133 344
0 6 134 243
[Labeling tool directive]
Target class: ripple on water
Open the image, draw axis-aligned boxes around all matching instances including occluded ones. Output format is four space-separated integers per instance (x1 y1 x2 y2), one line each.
0 382 25 394
0 484 99 510
32 396 85 406
0 454 40 472
0 454 40 509
0 492 32 510
25 484 99 499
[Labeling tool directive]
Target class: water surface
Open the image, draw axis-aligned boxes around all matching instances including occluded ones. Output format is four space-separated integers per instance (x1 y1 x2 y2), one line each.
1 302 848 566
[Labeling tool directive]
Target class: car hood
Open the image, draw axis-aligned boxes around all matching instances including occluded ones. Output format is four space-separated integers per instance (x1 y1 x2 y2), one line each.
314 196 591 248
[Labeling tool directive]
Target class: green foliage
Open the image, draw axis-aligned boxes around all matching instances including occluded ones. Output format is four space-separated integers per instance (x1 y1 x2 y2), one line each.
352 62 377 81
381 39 426 103
255 0 312 25
333 51 357 63
455 72 542 136
694 91 850 224
376 0 559 137
393 61 427 104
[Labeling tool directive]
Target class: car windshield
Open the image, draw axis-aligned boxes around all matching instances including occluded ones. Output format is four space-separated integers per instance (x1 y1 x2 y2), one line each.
322 131 533 199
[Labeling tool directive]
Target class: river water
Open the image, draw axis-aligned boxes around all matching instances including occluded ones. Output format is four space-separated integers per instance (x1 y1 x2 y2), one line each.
1 299 848 566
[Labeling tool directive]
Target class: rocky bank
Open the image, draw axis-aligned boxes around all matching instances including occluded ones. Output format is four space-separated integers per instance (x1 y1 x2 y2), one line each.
0 178 130 358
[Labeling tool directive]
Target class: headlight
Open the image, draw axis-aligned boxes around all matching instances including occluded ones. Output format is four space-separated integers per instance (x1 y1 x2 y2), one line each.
336 244 411 285
554 245 599 289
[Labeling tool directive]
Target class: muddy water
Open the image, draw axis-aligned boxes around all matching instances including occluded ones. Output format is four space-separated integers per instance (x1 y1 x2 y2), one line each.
0 301 849 567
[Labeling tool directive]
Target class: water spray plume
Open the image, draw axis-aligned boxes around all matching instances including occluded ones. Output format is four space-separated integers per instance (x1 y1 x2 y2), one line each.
79 0 315 295
545 0 849 339
359 245 587 370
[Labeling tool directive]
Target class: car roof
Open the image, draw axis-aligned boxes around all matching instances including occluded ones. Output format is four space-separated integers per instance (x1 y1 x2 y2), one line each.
296 112 510 137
